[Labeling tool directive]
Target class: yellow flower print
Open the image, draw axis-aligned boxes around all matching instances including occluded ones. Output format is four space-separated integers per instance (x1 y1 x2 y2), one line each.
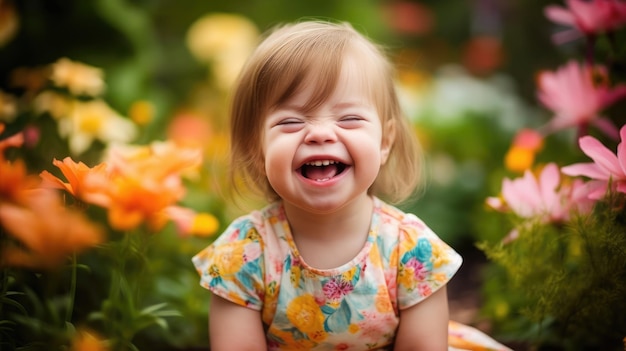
308 329 328 343
212 241 246 276
245 227 260 241
430 241 450 268
368 243 383 267
433 272 447 283
348 324 360 334
226 291 246 306
398 266 415 289
286 294 325 334
290 265 302 288
341 266 357 282
375 286 393 313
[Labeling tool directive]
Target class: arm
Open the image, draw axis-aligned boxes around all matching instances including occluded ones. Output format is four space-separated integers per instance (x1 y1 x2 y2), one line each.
209 293 268 351
394 286 449 351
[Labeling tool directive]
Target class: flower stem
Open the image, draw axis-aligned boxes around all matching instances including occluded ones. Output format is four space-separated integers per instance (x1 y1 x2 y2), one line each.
65 253 78 323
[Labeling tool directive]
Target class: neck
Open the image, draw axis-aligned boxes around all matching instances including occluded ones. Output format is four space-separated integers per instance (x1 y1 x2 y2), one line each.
281 194 375 269
283 194 374 240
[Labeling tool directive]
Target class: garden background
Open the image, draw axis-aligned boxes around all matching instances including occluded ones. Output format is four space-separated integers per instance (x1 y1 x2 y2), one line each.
1 0 626 350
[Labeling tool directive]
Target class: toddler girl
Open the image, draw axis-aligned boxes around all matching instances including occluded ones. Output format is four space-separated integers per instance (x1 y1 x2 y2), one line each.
193 20 463 351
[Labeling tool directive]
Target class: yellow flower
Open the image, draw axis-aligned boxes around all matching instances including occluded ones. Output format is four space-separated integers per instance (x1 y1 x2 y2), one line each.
290 265 302 288
0 90 17 123
505 146 536 173
186 13 259 88
186 13 258 63
286 294 325 334
165 206 219 237
212 241 246 276
50 57 105 96
398 266 414 289
128 100 155 126
33 91 73 119
57 99 137 155
368 242 383 267
375 286 393 313
348 324 360 334
341 266 357 282
430 241 450 268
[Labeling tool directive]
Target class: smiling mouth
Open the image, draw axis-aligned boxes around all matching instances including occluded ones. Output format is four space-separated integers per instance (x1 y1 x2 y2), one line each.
299 160 347 182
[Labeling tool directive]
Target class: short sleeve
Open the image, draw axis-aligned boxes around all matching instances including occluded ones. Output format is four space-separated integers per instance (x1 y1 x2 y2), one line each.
191 216 265 310
396 215 462 310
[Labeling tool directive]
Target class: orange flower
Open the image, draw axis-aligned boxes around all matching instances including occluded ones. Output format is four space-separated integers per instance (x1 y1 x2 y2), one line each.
504 128 544 173
83 141 203 231
0 188 104 269
71 328 109 351
40 157 109 202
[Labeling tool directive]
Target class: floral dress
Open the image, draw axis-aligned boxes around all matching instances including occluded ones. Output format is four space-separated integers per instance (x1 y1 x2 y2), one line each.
192 197 463 350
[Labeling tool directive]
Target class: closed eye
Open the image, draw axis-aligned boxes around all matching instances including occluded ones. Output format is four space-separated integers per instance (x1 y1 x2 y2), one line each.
338 115 365 128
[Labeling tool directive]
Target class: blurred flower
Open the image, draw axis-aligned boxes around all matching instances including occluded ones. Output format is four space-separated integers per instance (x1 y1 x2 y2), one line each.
383 1 434 36
80 141 203 231
0 90 17 122
34 90 73 119
537 60 626 139
128 100 155 126
186 13 259 89
462 36 504 76
71 328 109 351
0 188 104 269
40 157 109 203
487 163 594 237
166 111 213 148
0 0 18 47
545 0 626 43
56 99 138 155
50 57 105 96
504 128 545 172
10 66 50 96
165 206 219 237
561 123 626 199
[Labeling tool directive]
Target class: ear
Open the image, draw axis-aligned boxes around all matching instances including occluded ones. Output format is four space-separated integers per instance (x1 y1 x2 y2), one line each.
380 118 396 165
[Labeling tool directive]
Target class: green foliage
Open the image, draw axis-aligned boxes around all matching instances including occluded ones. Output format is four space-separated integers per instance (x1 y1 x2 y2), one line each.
479 193 626 350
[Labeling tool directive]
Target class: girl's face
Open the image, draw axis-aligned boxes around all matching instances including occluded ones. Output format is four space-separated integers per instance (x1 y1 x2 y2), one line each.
262 54 392 214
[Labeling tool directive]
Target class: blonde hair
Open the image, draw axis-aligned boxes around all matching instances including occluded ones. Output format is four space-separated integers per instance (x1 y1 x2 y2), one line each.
229 20 423 204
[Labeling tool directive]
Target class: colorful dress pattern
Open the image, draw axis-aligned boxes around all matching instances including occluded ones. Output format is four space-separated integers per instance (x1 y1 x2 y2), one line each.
192 197 463 350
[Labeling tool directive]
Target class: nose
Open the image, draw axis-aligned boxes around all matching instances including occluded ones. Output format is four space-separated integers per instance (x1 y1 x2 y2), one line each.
304 120 337 144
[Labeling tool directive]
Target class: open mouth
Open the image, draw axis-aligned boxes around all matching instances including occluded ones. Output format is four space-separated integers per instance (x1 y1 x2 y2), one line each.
299 160 347 182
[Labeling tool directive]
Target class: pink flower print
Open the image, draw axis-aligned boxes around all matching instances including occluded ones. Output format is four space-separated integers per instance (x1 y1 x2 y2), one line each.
562 124 626 199
405 257 428 281
322 277 354 300
417 283 432 297
243 243 261 263
537 61 626 140
545 0 626 43
358 311 397 341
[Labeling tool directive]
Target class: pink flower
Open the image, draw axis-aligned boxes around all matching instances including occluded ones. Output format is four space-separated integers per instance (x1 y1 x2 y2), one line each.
561 124 626 199
487 163 594 223
545 0 626 43
322 278 354 300
537 61 626 139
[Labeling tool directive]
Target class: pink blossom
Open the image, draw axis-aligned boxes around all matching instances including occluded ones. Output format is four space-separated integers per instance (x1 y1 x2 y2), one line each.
545 0 626 42
561 124 626 199
322 278 354 300
537 61 626 139
487 163 594 223
405 258 428 281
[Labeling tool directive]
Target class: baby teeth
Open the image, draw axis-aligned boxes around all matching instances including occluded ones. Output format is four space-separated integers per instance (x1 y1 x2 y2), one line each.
306 160 336 166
